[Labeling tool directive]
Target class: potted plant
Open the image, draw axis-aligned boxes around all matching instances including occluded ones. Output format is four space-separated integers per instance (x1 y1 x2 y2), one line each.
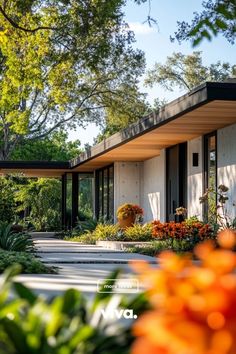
117 203 143 229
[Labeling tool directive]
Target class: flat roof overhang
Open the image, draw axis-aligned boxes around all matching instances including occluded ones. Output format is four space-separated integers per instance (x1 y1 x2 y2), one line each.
0 161 70 177
70 81 236 172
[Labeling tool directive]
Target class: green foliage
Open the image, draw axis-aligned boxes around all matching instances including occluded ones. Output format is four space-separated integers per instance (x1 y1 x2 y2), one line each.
0 267 148 353
0 252 56 274
0 176 16 223
200 184 236 229
123 223 153 241
127 239 199 256
67 232 97 245
74 219 98 236
15 178 61 231
0 222 34 252
11 131 81 161
91 223 120 241
145 51 236 92
0 0 146 160
172 0 236 45
67 223 153 244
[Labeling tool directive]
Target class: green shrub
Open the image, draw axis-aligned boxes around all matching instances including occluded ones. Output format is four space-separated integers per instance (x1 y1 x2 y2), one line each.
127 238 202 256
0 267 148 354
67 232 97 244
92 223 120 241
0 176 16 223
66 223 154 244
0 251 56 274
123 223 153 241
73 218 98 236
0 223 34 252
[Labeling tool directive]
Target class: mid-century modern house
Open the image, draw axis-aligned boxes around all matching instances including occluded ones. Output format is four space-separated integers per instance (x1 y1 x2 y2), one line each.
0 81 236 227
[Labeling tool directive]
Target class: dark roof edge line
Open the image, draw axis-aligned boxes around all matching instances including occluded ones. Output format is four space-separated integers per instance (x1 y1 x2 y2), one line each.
0 161 70 169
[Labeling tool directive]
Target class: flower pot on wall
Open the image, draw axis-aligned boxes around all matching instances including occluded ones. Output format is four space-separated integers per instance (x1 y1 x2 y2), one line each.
118 215 136 229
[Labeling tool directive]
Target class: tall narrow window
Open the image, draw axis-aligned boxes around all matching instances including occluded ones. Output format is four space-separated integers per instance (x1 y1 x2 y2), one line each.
78 173 94 218
204 132 217 222
95 165 114 221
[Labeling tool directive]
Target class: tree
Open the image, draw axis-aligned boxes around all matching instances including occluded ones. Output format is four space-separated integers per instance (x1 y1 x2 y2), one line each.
15 178 62 231
145 51 236 92
11 131 81 161
0 0 148 160
0 175 16 222
172 0 236 46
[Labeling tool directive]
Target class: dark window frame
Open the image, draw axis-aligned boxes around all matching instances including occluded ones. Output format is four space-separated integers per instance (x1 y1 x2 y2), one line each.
95 164 114 221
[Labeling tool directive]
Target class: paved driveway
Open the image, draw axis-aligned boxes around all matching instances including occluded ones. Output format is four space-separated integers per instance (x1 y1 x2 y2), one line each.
16 234 156 298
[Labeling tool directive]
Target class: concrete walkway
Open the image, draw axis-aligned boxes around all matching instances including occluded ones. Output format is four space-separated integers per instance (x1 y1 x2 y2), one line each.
16 233 156 298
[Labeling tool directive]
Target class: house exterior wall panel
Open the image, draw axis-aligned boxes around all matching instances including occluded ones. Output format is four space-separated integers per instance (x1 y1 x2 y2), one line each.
114 162 141 220
141 151 166 222
217 123 236 220
187 137 204 220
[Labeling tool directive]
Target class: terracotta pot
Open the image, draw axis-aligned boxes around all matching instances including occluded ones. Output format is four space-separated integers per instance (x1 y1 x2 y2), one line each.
118 215 136 229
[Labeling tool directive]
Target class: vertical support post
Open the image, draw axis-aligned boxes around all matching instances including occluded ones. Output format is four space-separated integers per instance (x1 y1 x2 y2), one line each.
61 174 67 229
71 172 79 227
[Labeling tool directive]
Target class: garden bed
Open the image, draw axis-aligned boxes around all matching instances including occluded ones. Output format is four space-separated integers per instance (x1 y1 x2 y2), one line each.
0 250 57 274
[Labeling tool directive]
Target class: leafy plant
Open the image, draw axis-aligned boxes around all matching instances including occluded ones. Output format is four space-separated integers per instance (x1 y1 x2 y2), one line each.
200 184 236 229
123 224 153 241
131 230 236 354
0 223 34 252
0 267 149 354
73 218 98 236
0 252 56 274
127 239 197 256
15 178 61 231
92 223 120 241
117 204 144 221
0 176 16 223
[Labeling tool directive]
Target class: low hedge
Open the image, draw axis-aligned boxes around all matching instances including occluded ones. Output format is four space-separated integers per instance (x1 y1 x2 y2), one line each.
0 251 57 274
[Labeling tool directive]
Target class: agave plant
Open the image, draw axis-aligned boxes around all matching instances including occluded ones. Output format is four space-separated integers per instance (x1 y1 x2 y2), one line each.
0 222 34 252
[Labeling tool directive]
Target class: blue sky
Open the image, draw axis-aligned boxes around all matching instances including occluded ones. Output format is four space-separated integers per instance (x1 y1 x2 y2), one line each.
69 0 236 146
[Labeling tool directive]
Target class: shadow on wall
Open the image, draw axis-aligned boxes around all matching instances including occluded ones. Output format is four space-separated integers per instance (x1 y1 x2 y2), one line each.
188 173 203 219
148 192 160 221
218 165 236 219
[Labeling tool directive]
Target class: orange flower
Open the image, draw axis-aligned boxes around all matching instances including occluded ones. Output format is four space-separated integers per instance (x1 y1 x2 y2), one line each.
131 230 236 354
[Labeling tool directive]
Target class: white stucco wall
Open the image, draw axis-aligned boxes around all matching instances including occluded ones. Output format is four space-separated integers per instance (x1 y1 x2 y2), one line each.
140 151 166 222
114 162 141 219
217 123 236 220
187 137 204 220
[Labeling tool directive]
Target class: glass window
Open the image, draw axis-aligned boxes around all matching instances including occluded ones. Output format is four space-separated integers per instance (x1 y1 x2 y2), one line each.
78 173 94 219
66 173 72 228
108 166 114 221
204 133 217 222
96 165 114 222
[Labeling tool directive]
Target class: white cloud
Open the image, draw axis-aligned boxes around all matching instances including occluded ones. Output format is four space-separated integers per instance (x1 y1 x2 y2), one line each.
127 22 156 35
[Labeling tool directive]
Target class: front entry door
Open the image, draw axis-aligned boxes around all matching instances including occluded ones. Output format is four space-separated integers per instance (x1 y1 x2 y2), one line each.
166 143 187 221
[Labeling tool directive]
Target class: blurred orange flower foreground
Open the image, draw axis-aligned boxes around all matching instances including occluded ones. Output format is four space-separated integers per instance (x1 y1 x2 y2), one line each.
131 229 236 354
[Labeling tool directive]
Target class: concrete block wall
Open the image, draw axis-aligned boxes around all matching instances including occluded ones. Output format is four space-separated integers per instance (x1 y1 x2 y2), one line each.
140 151 166 222
217 123 236 220
187 137 204 220
114 162 141 220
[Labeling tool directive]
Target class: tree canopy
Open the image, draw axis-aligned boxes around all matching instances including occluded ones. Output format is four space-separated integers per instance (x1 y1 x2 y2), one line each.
172 0 236 46
145 51 236 92
0 0 148 160
11 131 81 161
